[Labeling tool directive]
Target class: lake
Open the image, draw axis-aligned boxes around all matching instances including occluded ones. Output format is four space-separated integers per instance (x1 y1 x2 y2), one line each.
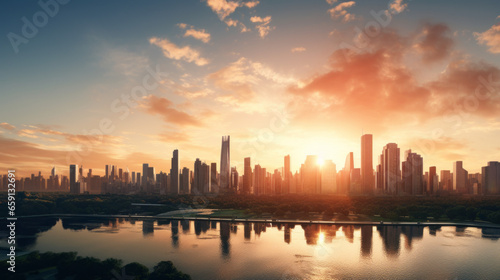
3 217 500 279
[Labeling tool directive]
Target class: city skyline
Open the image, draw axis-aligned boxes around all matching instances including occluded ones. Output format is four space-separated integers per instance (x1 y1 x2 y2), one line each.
5 133 500 196
2 0 500 178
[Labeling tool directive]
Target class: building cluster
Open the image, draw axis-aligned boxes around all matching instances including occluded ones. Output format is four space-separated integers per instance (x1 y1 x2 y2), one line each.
2 134 500 196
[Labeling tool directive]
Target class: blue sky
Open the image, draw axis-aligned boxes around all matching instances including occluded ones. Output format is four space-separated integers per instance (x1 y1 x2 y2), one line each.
1 0 500 176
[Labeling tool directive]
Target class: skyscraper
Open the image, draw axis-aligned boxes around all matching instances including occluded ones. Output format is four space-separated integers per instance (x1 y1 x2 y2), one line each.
339 152 354 194
243 157 251 194
194 159 202 194
69 164 79 194
402 149 423 195
381 143 400 194
361 134 374 194
321 160 337 194
211 162 218 193
142 163 149 186
220 136 230 190
453 161 468 194
302 155 321 194
181 167 190 194
170 149 179 194
427 166 437 194
482 161 500 195
284 155 291 194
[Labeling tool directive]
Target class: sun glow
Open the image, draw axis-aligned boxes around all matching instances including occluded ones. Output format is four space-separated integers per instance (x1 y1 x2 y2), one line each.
316 157 325 167
318 232 325 244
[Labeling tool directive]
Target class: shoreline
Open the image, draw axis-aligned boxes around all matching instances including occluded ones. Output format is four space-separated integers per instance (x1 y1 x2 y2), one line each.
3 213 500 229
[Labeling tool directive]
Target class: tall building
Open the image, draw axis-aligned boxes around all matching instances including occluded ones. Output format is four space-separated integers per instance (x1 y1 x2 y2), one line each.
170 150 179 194
181 167 190 194
211 162 218 193
338 152 354 194
302 155 321 194
427 166 437 194
142 163 149 185
361 134 374 194
220 136 230 190
440 170 452 191
254 164 263 195
69 164 79 194
381 143 400 194
482 161 500 195
402 150 423 195
230 167 238 191
51 166 56 177
321 160 337 194
243 157 252 194
193 159 202 194
284 155 291 194
453 161 468 194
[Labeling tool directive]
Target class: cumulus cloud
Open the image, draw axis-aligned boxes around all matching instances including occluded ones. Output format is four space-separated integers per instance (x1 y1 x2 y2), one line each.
224 18 250 32
287 25 500 132
243 1 259 8
141 95 201 126
250 16 273 38
0 122 15 130
206 0 240 20
414 23 454 63
149 37 209 66
184 28 211 43
390 0 407 14
291 47 306 53
328 1 356 22
475 23 500 54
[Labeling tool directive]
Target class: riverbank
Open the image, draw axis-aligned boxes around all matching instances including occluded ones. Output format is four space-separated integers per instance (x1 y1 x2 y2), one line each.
3 212 500 229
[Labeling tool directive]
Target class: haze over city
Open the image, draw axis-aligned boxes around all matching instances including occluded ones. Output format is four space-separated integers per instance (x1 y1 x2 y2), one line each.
1 0 500 177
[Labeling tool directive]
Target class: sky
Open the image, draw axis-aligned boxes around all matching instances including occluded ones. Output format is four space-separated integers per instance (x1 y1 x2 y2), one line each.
1 0 500 177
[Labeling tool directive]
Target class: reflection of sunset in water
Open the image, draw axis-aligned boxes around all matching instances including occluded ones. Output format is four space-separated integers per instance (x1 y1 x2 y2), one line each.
18 218 500 280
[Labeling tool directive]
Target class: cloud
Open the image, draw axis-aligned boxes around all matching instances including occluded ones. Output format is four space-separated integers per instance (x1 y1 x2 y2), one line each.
102 48 149 78
414 23 454 63
291 47 306 53
177 23 188 29
184 28 211 43
208 57 297 106
149 37 209 66
243 1 259 8
328 1 356 22
0 122 15 130
326 0 338 4
141 95 201 126
250 16 273 38
389 0 407 14
206 0 240 20
475 23 500 54
208 57 259 104
224 19 250 32
286 25 500 133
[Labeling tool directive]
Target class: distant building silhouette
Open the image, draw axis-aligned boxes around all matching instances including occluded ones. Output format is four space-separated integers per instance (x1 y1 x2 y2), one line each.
220 136 230 190
361 134 374 194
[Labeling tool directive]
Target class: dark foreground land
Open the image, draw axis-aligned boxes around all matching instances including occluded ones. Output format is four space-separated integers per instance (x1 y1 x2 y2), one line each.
0 251 190 280
2 192 500 224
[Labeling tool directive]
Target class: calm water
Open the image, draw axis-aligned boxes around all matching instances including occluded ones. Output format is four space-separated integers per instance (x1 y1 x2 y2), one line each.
3 217 500 279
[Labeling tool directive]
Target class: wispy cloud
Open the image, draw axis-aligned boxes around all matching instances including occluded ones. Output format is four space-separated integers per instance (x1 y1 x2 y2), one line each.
178 23 211 43
250 16 273 38
390 0 408 14
475 23 500 54
414 23 454 63
0 122 15 130
141 95 201 126
291 47 306 53
328 1 356 22
149 37 209 66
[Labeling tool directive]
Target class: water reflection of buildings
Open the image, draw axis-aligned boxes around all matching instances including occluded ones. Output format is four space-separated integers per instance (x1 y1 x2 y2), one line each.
401 226 423 250
171 220 179 248
244 222 252 240
142 219 154 236
194 220 210 236
482 228 500 240
361 225 372 257
377 226 401 257
220 222 230 259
